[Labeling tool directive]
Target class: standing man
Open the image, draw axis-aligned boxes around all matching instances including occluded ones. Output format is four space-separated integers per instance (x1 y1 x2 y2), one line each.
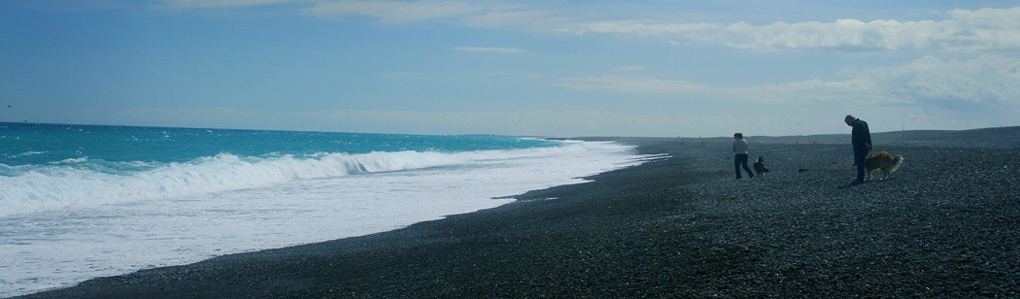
845 115 872 183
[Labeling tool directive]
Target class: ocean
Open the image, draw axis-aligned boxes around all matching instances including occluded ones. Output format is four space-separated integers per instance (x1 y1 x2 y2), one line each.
0 122 647 297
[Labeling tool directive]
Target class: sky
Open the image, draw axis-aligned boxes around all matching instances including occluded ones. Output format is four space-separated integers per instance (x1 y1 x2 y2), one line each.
2 0 1019 137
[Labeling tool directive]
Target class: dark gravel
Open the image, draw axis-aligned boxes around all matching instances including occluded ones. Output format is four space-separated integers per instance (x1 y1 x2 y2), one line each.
15 127 1020 298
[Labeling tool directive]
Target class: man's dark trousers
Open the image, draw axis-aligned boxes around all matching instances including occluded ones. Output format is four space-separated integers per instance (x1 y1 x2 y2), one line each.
854 148 869 182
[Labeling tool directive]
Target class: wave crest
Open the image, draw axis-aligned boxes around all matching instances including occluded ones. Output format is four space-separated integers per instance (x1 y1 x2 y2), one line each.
0 144 626 217
0 151 462 216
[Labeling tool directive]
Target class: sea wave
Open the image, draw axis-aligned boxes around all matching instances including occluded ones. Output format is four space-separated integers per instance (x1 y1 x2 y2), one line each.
51 157 89 164
16 151 48 157
0 142 627 217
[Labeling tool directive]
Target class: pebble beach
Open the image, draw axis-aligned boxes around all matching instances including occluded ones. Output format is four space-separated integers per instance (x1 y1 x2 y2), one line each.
15 127 1020 298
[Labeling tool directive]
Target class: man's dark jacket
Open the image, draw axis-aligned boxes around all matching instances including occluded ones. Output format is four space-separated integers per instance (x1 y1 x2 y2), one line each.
851 119 871 150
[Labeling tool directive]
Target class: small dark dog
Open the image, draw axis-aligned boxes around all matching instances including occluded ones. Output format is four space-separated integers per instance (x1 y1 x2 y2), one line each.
753 156 770 177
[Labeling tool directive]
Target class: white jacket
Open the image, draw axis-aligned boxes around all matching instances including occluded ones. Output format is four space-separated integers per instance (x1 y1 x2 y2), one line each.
732 139 748 155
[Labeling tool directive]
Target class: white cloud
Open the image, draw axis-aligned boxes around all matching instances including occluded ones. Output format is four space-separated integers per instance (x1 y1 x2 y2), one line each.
303 0 483 23
464 9 558 28
567 6 1020 52
451 47 523 54
860 55 1020 105
301 0 558 28
744 55 1020 108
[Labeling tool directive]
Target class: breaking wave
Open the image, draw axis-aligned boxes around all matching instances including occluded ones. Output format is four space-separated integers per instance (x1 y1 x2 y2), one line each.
0 142 628 217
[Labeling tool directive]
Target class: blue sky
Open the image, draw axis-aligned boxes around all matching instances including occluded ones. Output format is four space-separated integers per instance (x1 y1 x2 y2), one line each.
2 0 1019 137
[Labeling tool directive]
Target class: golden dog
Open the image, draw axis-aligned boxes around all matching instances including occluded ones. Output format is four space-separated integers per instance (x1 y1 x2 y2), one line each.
865 151 904 180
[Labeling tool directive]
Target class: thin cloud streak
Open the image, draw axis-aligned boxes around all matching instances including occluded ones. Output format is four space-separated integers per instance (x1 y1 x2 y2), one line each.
555 76 712 94
612 66 646 72
159 0 300 9
451 47 523 54
303 0 486 22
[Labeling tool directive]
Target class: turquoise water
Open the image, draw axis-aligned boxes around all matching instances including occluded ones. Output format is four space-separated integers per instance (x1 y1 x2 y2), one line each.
0 122 643 297
1 122 554 171
0 122 560 216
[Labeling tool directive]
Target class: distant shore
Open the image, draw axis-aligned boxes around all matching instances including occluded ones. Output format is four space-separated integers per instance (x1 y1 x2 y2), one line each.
16 127 1020 298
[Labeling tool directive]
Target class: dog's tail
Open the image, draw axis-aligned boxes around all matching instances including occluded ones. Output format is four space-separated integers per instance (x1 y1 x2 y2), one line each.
890 155 904 172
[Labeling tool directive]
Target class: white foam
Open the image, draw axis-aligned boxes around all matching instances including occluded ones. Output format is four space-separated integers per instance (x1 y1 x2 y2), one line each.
14 151 47 157
0 144 615 217
50 157 88 164
0 141 646 297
